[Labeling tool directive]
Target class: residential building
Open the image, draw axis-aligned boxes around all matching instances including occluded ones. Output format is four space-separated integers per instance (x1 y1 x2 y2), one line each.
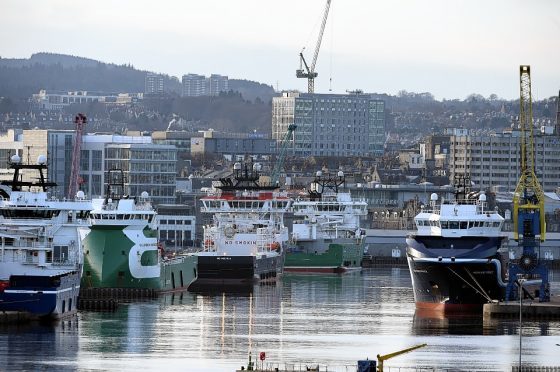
449 131 560 191
181 73 229 97
145 73 164 95
208 74 229 95
272 92 385 157
182 74 207 97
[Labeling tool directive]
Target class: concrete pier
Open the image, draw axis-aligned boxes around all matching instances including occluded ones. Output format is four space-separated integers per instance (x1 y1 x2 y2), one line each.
483 296 560 319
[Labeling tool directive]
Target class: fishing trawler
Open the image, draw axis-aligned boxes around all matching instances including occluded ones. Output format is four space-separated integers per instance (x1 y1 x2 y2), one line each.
0 155 92 319
406 176 508 312
79 169 197 293
190 162 291 288
285 171 367 273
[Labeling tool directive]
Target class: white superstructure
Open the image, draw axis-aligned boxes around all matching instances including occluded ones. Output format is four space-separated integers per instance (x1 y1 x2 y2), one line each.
291 171 367 242
414 192 504 238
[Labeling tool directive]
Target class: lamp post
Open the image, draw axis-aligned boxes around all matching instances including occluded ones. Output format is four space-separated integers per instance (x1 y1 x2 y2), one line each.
518 278 526 370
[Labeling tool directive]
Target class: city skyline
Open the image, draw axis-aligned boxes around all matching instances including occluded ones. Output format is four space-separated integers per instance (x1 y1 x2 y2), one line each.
1 0 559 100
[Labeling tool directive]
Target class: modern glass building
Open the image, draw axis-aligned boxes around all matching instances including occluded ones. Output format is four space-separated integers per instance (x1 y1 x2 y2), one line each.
272 92 385 157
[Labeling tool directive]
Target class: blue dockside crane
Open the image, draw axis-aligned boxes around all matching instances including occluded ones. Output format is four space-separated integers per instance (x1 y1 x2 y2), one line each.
505 65 550 302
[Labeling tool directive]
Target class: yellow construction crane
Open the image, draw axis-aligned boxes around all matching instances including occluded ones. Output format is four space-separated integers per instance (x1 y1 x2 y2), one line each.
376 343 427 372
296 0 331 93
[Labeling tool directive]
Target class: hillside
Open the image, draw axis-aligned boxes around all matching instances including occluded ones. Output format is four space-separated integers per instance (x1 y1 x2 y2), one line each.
0 53 274 101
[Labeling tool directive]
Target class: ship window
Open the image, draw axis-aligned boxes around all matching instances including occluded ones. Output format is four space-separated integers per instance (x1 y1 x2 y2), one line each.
53 245 68 263
484 222 490 227
449 221 459 229
440 221 448 229
460 221 468 229
493 222 500 227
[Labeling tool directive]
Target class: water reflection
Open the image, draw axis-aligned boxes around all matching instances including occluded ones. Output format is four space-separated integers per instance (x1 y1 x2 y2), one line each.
0 268 558 371
0 318 79 371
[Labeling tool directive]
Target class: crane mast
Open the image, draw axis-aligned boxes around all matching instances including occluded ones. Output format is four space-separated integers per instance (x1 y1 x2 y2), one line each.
271 124 296 186
506 65 549 302
67 113 86 199
513 65 545 241
296 0 331 93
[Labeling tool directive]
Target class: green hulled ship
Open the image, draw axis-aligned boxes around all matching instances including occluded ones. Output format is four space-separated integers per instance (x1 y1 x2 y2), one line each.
285 171 367 273
79 171 197 292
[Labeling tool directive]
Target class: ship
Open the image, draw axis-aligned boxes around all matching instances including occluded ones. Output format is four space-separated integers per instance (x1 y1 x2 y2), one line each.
285 170 367 273
406 176 508 312
190 162 291 288
79 169 197 293
0 155 92 319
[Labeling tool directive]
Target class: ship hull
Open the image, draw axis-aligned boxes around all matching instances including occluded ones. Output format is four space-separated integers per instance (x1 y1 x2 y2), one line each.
80 225 196 292
407 255 506 313
0 271 81 319
191 254 282 288
284 240 363 273
406 234 507 313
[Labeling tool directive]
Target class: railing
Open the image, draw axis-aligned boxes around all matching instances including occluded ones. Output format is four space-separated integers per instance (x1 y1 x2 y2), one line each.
0 255 79 265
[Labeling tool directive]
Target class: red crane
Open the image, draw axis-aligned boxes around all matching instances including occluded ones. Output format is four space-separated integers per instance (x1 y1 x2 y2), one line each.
67 113 87 199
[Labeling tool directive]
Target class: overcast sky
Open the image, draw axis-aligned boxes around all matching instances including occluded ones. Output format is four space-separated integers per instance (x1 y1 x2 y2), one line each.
1 0 559 100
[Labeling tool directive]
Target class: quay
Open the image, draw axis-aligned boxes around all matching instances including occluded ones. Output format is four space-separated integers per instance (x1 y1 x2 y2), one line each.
483 296 560 319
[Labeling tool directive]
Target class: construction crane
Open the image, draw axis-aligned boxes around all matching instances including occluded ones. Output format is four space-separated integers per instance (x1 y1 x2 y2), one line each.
505 65 550 302
296 0 331 93
271 124 296 186
376 343 427 372
67 113 87 199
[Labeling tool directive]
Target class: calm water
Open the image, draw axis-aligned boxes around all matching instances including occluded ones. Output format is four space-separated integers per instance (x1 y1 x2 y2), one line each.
1 268 559 371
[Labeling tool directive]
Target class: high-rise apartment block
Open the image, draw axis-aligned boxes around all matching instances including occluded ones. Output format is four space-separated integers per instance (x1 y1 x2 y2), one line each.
145 73 164 95
182 74 207 97
272 92 385 157
208 74 229 95
181 73 229 97
449 132 560 192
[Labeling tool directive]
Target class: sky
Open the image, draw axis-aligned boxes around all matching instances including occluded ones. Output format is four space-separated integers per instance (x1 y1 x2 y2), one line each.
1 0 559 100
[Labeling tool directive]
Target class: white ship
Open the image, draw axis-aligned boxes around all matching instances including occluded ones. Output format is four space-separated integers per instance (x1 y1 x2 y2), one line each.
191 163 291 288
286 170 368 273
0 155 92 319
406 178 508 313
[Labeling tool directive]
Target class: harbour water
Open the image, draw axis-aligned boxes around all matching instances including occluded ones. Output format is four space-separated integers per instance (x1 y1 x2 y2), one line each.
1 268 559 371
